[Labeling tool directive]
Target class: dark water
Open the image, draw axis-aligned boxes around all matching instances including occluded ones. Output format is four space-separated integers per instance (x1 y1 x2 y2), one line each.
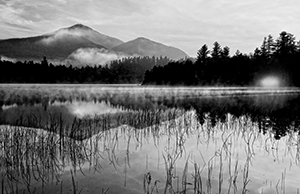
1 84 300 193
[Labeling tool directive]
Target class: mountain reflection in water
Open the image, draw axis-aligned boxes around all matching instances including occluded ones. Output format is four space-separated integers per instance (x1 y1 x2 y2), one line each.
0 85 300 193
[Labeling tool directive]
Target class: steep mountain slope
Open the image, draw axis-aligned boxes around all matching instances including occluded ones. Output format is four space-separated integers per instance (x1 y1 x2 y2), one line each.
0 34 104 60
112 37 188 60
58 24 124 49
0 24 124 60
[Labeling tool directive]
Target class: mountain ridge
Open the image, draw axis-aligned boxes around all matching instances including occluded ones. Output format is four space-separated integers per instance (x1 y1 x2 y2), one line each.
112 37 188 60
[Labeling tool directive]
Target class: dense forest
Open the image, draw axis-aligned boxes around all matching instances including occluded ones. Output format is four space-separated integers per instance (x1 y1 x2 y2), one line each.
1 31 300 86
143 31 300 86
0 56 170 83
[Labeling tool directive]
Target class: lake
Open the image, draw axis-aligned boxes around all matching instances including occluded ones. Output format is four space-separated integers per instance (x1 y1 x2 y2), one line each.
1 84 300 194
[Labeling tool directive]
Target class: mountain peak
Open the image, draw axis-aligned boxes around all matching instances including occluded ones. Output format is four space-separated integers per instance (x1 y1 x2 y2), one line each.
58 23 123 49
133 37 165 45
135 37 150 41
112 37 188 60
68 24 92 30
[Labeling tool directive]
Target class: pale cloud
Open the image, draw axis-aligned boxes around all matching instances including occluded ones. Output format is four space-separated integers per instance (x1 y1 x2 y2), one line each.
55 0 70 4
0 3 31 25
0 0 300 56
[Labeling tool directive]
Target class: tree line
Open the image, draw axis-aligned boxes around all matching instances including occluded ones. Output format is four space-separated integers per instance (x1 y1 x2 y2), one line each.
143 31 300 86
0 56 170 84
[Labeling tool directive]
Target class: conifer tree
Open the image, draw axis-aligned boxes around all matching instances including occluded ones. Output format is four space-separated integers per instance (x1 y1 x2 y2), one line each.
196 44 210 64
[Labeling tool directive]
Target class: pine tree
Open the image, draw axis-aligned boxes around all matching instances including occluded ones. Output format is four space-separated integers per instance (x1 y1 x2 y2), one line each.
221 46 230 58
266 34 275 56
211 41 222 59
196 44 210 64
260 37 268 57
275 31 297 56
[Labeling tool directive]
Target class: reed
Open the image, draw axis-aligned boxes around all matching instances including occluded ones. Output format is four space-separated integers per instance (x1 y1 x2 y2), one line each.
192 162 202 194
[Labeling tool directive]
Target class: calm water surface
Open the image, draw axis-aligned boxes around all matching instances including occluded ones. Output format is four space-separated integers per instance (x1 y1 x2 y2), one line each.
0 84 300 194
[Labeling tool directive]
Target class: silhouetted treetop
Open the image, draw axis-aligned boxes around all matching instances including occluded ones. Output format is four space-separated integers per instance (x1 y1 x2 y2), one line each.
196 44 210 64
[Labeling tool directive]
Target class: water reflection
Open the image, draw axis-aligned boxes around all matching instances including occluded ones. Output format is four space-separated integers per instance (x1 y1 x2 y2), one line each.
107 93 300 140
2 92 300 141
0 87 300 193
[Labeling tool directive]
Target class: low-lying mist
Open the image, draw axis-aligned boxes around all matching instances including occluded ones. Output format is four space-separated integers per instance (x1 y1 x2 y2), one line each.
40 29 88 45
65 48 128 66
0 55 17 63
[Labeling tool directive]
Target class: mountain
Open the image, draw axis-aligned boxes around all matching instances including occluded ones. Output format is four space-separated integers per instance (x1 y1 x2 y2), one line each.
112 37 188 60
58 24 124 49
0 24 188 62
0 24 123 60
0 34 105 60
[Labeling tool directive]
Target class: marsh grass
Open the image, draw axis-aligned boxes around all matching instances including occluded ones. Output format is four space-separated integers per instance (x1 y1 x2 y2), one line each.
0 105 186 193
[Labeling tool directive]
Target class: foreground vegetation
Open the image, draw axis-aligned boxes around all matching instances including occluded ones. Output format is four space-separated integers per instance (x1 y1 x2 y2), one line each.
1 109 299 193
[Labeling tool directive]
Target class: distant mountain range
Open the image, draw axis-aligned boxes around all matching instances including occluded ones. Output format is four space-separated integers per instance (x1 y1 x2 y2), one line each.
0 24 188 64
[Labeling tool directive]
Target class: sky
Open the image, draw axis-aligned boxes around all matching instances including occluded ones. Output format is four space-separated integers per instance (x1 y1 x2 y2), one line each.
0 0 300 57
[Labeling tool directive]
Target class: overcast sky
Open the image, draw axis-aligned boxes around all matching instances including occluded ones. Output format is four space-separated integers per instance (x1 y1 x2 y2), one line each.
0 0 299 56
